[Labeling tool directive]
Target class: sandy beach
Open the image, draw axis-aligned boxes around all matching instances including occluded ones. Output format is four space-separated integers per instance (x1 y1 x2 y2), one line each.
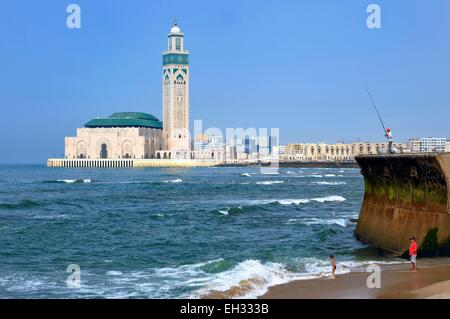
261 260 450 299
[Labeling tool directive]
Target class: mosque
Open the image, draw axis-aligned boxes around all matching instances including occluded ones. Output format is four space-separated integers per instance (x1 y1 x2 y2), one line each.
64 20 197 161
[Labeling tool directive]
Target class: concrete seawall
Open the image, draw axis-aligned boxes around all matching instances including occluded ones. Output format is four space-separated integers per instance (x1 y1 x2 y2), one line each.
355 153 450 257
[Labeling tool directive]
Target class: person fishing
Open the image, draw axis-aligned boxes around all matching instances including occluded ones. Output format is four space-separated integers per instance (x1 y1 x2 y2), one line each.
365 86 395 154
385 128 393 154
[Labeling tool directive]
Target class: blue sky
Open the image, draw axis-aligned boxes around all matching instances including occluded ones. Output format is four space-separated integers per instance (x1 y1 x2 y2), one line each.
1 0 449 163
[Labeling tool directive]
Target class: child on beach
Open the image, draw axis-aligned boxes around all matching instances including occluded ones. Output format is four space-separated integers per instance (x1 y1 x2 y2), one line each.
330 255 336 279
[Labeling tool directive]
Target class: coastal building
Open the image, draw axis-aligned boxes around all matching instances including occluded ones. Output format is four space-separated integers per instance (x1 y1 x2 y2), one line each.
282 142 408 161
409 137 447 153
446 142 450 153
63 20 198 162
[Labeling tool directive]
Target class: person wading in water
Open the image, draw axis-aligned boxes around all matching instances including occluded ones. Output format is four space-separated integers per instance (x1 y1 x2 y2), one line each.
330 255 337 279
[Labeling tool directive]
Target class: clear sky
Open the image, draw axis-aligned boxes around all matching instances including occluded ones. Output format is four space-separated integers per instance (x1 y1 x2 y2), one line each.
1 0 449 163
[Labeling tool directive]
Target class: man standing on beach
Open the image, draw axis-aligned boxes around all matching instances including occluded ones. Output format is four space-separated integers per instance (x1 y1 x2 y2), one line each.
409 237 418 272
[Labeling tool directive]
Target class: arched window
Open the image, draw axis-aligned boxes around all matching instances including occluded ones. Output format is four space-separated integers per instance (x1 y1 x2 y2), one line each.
100 144 108 159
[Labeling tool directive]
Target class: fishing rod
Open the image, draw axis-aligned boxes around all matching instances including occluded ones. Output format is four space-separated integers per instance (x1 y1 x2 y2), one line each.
364 85 388 141
364 85 394 153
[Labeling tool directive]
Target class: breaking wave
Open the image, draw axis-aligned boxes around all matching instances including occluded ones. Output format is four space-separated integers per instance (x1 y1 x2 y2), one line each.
241 173 251 177
164 179 183 183
287 217 349 227
191 257 408 299
217 206 244 215
311 195 346 203
216 195 346 214
260 171 280 175
255 181 284 185
313 181 347 186
55 179 91 184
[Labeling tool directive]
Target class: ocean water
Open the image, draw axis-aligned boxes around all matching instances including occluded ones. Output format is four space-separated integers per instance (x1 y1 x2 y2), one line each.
0 165 403 298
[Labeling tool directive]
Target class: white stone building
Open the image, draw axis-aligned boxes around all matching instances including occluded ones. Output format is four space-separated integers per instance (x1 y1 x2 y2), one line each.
65 112 163 159
409 137 447 153
282 141 408 161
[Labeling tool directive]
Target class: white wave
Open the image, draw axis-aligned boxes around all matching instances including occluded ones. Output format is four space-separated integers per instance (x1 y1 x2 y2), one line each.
324 174 336 177
241 173 251 177
286 171 296 174
312 181 347 186
260 171 280 175
217 206 242 215
241 196 345 207
302 174 323 178
311 195 346 203
192 257 408 299
287 217 348 227
164 179 183 183
195 259 294 299
106 271 123 276
277 199 310 205
256 181 284 185
57 179 91 183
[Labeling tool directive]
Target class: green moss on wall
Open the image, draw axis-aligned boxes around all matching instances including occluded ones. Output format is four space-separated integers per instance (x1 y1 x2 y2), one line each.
419 229 450 257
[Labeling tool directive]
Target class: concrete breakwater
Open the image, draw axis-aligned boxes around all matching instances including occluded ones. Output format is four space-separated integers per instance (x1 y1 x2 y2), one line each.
355 153 450 256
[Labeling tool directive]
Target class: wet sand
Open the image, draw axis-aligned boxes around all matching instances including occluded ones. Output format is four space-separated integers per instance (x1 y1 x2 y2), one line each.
261 261 450 299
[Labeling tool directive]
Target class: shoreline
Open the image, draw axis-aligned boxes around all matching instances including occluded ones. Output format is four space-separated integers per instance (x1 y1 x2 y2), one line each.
260 259 450 299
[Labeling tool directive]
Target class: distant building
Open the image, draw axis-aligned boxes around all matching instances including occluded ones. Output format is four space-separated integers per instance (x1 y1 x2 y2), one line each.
446 142 450 153
272 145 285 156
192 134 225 160
282 142 408 161
409 137 447 153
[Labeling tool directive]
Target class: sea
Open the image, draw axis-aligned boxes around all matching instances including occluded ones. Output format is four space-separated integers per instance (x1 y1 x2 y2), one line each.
0 165 406 298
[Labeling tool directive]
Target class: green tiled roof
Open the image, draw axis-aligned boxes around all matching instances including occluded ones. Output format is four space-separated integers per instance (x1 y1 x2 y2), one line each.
85 112 162 129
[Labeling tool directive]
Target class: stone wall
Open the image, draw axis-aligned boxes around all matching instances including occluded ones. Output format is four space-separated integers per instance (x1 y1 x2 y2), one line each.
355 153 450 256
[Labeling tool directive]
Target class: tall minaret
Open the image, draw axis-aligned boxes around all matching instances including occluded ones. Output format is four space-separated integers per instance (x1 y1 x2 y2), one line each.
162 19 190 153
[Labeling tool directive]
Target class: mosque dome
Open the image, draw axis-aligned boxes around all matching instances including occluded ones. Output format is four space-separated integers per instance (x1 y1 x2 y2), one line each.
85 112 163 129
170 25 181 33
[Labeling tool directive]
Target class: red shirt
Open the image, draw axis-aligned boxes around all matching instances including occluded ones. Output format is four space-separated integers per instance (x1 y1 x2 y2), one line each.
409 242 417 256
